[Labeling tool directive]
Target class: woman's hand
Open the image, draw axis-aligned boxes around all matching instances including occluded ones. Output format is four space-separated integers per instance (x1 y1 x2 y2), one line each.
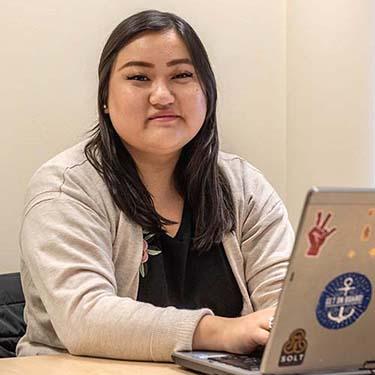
192 308 275 354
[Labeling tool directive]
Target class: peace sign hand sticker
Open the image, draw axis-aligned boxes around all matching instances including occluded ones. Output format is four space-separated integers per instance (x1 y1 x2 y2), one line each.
306 212 337 257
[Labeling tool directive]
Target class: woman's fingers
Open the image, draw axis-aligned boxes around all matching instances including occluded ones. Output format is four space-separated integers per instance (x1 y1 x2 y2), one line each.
193 308 276 354
258 308 275 332
255 328 270 347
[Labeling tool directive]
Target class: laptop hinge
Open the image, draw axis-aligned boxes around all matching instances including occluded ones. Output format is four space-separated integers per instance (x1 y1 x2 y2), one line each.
361 360 375 373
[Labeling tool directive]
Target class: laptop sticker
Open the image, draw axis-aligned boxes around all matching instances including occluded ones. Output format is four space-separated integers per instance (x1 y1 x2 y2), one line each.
316 272 372 329
360 224 371 242
278 329 308 367
306 211 336 257
347 249 356 259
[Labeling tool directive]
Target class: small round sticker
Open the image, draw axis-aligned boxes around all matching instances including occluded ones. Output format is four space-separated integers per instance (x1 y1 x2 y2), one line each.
316 272 372 330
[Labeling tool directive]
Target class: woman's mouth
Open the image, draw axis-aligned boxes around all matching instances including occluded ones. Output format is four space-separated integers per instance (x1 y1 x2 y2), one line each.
149 116 180 122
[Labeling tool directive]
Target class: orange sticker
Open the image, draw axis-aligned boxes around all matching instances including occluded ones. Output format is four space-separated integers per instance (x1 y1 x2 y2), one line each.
368 208 375 216
360 225 371 242
369 248 375 257
347 250 356 259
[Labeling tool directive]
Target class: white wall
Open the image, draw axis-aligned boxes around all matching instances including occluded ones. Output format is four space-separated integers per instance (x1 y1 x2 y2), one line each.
0 1 286 273
287 0 375 227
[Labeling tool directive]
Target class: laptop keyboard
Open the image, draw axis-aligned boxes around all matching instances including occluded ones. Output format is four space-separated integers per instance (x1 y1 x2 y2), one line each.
209 354 262 371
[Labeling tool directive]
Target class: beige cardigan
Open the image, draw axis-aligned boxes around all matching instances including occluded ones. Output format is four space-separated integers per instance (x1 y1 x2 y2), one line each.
16 142 294 361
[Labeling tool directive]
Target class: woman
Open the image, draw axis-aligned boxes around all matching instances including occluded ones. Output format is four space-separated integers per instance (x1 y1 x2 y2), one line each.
17 10 293 361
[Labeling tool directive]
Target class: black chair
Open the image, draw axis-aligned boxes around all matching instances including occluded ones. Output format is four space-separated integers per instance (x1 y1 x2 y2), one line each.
0 272 26 357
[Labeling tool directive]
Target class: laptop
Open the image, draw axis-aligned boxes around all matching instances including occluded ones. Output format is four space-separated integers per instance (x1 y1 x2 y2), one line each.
172 188 375 375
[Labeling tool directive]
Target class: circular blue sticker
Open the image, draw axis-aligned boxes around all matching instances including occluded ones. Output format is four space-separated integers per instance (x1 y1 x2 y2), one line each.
316 272 372 330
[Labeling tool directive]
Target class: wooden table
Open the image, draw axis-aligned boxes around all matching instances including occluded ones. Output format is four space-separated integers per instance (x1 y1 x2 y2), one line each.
0 354 193 374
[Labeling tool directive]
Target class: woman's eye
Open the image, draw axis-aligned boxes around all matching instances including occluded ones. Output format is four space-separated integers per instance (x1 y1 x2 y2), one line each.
174 72 193 79
126 75 149 81
125 72 193 81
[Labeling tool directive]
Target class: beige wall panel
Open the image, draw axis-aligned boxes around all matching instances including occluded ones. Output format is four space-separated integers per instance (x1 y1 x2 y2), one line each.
287 0 375 228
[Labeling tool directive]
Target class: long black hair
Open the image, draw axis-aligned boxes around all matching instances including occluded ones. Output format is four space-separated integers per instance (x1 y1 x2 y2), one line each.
85 9 236 251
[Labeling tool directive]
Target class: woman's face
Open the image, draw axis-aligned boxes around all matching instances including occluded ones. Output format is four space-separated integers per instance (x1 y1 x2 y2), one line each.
107 29 207 159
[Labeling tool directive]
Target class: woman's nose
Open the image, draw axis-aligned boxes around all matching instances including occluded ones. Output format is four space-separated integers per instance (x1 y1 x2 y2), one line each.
149 81 175 106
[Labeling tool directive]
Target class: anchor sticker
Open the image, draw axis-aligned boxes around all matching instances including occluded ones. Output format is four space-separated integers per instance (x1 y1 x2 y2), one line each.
327 277 356 324
316 272 372 330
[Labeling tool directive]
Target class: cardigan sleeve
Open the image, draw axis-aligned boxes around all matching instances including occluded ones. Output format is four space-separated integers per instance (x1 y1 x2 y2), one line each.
240 164 294 311
20 195 212 362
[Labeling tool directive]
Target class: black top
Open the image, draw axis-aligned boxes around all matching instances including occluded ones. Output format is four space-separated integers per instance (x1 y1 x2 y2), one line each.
137 204 243 317
0 273 26 357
